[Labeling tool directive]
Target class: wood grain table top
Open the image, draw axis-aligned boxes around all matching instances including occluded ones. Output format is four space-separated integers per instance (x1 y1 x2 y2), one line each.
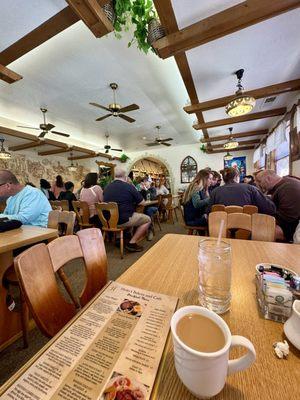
117 234 300 400
0 225 58 254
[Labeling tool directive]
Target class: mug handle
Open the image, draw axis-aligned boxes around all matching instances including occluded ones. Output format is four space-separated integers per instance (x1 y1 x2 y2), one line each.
227 335 256 375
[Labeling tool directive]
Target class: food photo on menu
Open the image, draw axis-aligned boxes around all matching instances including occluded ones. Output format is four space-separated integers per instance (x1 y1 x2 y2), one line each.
117 299 143 317
101 372 149 400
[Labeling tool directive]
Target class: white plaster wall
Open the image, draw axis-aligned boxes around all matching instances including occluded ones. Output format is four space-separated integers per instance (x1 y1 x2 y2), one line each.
292 160 300 177
126 144 254 192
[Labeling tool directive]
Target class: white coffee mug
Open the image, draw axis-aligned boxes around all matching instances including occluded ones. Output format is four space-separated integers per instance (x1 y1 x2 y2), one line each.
171 306 256 399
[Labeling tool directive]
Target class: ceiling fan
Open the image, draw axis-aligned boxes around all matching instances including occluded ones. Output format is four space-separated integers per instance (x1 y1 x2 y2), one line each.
102 133 123 154
89 82 140 123
17 108 70 138
146 126 173 147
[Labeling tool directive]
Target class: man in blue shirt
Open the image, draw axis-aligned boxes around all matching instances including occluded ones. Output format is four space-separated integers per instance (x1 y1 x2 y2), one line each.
0 170 51 227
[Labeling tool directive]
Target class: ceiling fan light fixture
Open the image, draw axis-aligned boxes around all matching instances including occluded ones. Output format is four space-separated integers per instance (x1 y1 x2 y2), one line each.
0 138 11 159
225 69 256 117
223 127 239 149
67 151 77 172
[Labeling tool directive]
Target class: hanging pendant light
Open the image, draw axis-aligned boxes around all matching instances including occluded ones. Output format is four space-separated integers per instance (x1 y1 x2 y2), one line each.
225 69 256 117
0 138 11 159
67 151 77 172
224 127 239 150
224 152 233 161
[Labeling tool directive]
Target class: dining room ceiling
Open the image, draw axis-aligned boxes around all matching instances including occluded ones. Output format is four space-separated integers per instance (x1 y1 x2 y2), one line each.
0 1 299 156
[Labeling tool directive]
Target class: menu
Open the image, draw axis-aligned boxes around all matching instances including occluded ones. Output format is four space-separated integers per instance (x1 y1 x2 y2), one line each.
1 282 178 400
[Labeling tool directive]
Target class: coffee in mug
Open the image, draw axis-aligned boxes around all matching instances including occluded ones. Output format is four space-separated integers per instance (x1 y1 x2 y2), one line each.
171 306 256 398
176 313 225 352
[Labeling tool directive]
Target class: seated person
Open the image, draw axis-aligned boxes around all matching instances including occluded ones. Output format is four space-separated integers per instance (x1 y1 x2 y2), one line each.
0 170 51 227
182 169 213 226
103 167 151 252
209 167 276 215
243 175 256 185
209 171 222 193
255 170 300 242
40 178 56 200
140 180 158 240
58 181 77 211
148 181 157 200
80 172 103 227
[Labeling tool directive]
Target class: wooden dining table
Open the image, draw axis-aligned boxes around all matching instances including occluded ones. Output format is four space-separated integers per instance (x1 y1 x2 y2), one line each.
0 225 58 351
1 234 300 399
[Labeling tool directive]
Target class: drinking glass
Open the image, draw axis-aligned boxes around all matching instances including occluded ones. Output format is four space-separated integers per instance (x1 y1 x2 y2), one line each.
198 239 232 314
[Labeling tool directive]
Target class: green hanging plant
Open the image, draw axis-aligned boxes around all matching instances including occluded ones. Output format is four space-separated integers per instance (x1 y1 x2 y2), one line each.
200 144 207 153
120 153 130 163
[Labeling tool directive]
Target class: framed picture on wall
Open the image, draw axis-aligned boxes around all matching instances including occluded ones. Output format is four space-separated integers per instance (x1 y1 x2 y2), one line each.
224 156 246 181
181 156 197 183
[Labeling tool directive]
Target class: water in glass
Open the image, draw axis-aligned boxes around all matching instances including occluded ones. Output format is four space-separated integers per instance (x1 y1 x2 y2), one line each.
198 239 232 314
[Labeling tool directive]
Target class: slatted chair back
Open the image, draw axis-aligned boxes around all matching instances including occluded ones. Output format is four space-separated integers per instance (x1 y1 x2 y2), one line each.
227 213 252 231
48 210 76 236
50 200 68 211
95 202 119 229
48 235 83 273
225 205 243 214
243 205 258 215
208 211 228 238
77 228 107 307
72 200 93 228
251 213 276 242
211 204 226 212
162 194 173 209
14 243 76 338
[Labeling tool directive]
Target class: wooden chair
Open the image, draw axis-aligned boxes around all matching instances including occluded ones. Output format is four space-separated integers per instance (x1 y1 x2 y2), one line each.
181 205 208 236
77 228 107 307
227 212 252 231
208 211 227 238
95 202 125 259
48 210 76 236
14 243 76 338
211 204 226 212
162 194 178 224
243 205 258 215
50 200 69 211
225 205 243 214
72 201 94 229
252 213 276 242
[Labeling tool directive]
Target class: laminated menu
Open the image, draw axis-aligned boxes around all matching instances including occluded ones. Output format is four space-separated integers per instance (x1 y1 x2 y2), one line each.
1 281 178 400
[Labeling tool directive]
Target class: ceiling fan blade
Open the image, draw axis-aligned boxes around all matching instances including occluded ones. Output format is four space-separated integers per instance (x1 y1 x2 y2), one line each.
46 123 55 131
96 114 112 122
38 131 47 138
119 114 135 123
110 148 123 152
51 130 70 137
17 125 40 130
119 104 140 113
161 142 171 146
160 138 173 142
89 102 111 112
146 142 160 146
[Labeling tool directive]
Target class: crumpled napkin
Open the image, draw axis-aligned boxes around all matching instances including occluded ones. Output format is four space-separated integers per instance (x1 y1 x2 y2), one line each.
273 340 289 359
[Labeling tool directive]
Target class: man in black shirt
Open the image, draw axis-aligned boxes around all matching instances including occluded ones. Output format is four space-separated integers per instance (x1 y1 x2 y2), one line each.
58 181 77 211
104 168 151 252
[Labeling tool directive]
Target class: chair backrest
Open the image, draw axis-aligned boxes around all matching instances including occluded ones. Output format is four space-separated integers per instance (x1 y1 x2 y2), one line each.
211 204 226 212
77 228 107 306
14 243 76 338
243 205 258 215
227 212 252 231
48 210 76 236
95 202 119 229
48 235 84 273
225 205 243 214
251 213 275 242
72 201 91 225
162 194 173 208
208 211 228 238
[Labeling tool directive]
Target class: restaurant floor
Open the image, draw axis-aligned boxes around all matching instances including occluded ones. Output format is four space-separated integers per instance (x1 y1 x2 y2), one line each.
0 218 186 385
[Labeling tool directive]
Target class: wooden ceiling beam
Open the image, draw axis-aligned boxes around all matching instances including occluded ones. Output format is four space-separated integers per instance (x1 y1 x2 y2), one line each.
72 145 96 154
200 129 268 143
0 64 22 84
0 7 79 66
193 107 287 130
0 126 40 141
210 139 260 150
184 79 300 113
9 141 45 151
210 145 255 154
66 0 114 38
69 151 112 160
153 0 300 59
38 148 71 156
42 138 69 148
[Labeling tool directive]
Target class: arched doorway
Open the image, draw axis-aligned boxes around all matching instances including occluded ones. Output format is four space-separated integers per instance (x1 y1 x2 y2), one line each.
127 155 174 192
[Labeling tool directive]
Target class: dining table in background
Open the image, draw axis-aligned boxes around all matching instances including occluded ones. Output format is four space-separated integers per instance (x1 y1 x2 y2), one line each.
1 234 300 399
0 226 58 351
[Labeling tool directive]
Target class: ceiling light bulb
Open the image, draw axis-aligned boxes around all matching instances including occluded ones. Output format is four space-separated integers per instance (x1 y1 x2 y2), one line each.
225 69 255 117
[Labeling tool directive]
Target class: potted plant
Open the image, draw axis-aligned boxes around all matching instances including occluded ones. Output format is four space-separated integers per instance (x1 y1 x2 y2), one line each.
200 144 207 153
120 154 130 163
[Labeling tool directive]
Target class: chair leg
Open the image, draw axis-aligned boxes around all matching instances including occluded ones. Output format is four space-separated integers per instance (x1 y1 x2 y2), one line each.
151 216 156 235
57 269 80 308
174 208 178 222
20 289 29 348
156 213 162 231
120 230 124 259
170 209 174 224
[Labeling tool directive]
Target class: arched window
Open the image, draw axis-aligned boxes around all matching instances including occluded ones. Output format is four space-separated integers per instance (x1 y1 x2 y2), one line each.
181 156 197 183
